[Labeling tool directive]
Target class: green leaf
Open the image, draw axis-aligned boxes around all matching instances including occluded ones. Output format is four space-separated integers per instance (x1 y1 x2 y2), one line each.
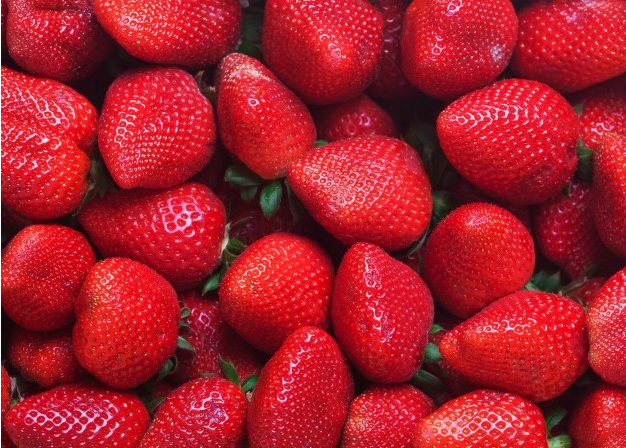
218 357 240 387
237 6 264 60
545 408 568 436
226 238 247 256
431 191 458 225
547 435 572 448
157 359 175 382
284 179 303 225
573 103 583 116
240 186 258 203
411 369 444 389
146 397 165 414
224 165 265 187
198 372 216 378
314 139 328 148
259 181 283 218
177 336 196 354
429 324 446 335
525 270 562 293
242 375 259 393
423 342 443 364
180 307 190 320
575 139 594 183
203 268 226 294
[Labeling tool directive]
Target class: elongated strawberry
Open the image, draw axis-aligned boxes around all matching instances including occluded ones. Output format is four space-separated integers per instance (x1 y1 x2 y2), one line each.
248 327 354 448
79 183 226 291
332 243 434 383
1 225 95 331
437 78 579 205
569 385 626 447
73 258 180 389
4 383 149 447
1 67 97 220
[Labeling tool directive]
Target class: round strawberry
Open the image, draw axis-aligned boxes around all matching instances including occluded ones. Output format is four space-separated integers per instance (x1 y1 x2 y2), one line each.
569 385 626 447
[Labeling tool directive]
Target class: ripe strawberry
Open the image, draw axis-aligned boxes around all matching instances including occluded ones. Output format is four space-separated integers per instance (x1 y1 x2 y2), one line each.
288 136 432 252
4 383 149 447
99 67 215 189
424 327 472 397
262 0 383 105
587 267 626 386
569 385 626 447
401 0 518 101
341 384 434 448
6 0 114 82
248 327 354 448
510 0 626 93
423 203 535 318
79 183 226 291
437 78 579 205
219 233 334 353
414 390 549 447
1 225 95 331
1 367 9 416
139 377 247 447
94 0 241 69
1 67 97 220
73 258 180 389
332 243 434 383
440 291 588 402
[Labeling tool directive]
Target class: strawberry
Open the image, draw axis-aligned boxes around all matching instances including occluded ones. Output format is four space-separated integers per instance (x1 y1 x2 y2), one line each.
401 0 518 102
98 66 215 189
569 385 626 447
586 267 626 386
331 243 434 383
510 0 626 93
287 136 432 252
219 233 334 353
312 95 399 142
262 0 383 105
423 203 535 318
6 0 114 82
437 78 579 205
94 0 241 69
73 257 180 389
4 383 149 447
78 182 226 291
1 367 9 416
247 327 354 448
424 326 473 397
564 277 606 307
440 291 588 402
139 377 247 447
1 225 95 331
1 67 97 220
341 384 434 448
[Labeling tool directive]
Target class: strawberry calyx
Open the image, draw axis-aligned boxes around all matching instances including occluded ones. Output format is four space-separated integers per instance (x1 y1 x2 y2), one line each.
75 149 116 215
545 408 572 448
575 139 594 182
524 270 563 293
202 222 248 294
237 5 264 60
216 357 259 401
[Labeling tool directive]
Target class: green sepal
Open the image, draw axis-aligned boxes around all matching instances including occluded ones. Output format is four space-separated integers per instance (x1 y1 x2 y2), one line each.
545 408 568 436
240 186 258 203
260 181 283 218
145 397 165 414
237 6 264 60
524 270 562 293
203 266 226 294
575 139 594 183
75 150 116 215
218 357 240 387
572 103 583 116
177 336 196 355
157 358 177 382
431 190 459 225
547 435 572 448
242 374 259 394
314 139 328 148
423 342 443 364
179 307 191 330
410 369 447 406
404 121 451 189
224 165 265 187
429 324 446 335
198 372 216 378
285 179 304 225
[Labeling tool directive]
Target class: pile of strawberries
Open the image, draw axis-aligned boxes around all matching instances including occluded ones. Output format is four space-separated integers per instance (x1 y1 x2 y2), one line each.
1 0 626 446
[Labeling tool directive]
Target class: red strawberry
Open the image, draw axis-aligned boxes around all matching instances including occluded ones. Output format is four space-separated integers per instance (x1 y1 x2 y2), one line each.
341 384 434 448
262 0 383 105
73 258 180 389
332 243 434 383
440 291 588 402
423 203 535 318
565 277 607 307
587 267 626 386
248 327 354 448
312 95 399 142
94 0 241 69
79 183 226 291
6 0 114 82
1 225 95 331
219 233 334 353
139 377 247 447
401 0 518 101
569 385 626 447
414 390 549 447
98 67 215 189
424 327 472 397
437 78 579 205
1 367 9 416
1 67 97 220
510 0 626 93
4 383 149 447
287 136 432 252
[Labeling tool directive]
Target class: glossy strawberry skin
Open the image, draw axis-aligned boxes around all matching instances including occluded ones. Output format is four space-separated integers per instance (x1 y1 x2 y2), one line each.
262 0 383 105
248 327 354 448
73 258 180 389
4 383 149 448
414 390 549 447
79 183 226 291
569 385 626 447
423 203 535 318
1 67 97 220
511 0 626 93
401 0 517 101
1 367 9 416
288 136 432 252
332 243 434 383
440 291 588 402
1 225 95 331
437 78 579 205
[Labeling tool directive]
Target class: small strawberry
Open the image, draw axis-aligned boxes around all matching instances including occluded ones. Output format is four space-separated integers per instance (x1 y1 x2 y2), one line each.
569 385 626 447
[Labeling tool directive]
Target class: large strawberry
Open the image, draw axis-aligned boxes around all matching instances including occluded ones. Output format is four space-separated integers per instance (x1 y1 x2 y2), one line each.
437 78 579 205
287 136 432 252
262 0 383 105
73 258 180 389
248 327 354 448
1 225 95 331
79 182 226 291
569 385 626 447
1 67 97 220
401 0 518 101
